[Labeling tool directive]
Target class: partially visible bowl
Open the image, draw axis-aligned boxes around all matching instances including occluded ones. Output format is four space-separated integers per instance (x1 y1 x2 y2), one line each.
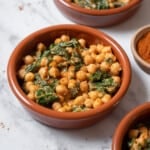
131 24 150 74
54 0 142 27
112 102 150 150
7 24 131 129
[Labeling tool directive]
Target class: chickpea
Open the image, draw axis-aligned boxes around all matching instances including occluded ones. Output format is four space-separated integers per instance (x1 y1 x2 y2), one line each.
37 42 46 52
23 81 34 92
18 68 25 79
49 61 57 67
105 53 116 62
24 72 34 81
78 38 86 48
101 46 112 53
110 62 122 75
28 84 38 93
84 99 93 108
84 55 95 65
81 50 89 57
49 67 60 78
53 55 64 63
76 70 87 81
54 38 61 44
68 79 76 88
112 76 121 85
88 91 99 100
56 85 68 96
100 61 110 72
52 102 62 111
61 71 68 78
80 81 89 92
63 105 71 112
93 98 102 108
80 66 87 72
82 93 89 99
73 96 84 105
38 67 48 79
57 95 65 102
68 71 75 79
87 64 97 74
40 57 48 67
95 53 105 63
96 44 104 53
68 66 75 72
89 45 97 54
24 55 34 65
101 94 111 103
66 47 73 54
60 34 70 42
59 77 68 86
27 92 35 100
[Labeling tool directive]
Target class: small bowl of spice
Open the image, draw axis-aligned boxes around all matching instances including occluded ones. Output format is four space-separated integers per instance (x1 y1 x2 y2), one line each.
131 25 150 74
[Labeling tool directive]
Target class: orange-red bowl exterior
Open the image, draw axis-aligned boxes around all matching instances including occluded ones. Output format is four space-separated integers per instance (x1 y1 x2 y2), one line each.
7 24 131 128
54 0 142 27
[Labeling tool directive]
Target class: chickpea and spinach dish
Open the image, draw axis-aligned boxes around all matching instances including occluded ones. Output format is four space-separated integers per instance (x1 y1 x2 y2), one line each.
69 0 131 10
18 35 122 112
127 123 150 150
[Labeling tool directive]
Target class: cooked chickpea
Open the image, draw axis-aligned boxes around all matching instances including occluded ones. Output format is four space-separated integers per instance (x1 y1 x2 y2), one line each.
49 61 57 67
89 45 97 54
24 72 34 81
80 66 87 72
101 94 111 103
112 76 121 85
88 91 99 100
27 92 35 100
53 55 64 63
24 55 34 65
37 42 46 52
87 64 97 74
68 79 76 88
110 62 122 75
40 57 48 67
81 50 89 57
28 84 38 93
58 107 66 112
57 95 65 102
100 61 110 72
84 99 93 108
61 34 70 42
73 96 84 105
76 70 87 81
23 81 34 92
78 38 86 47
66 47 73 53
61 71 68 78
56 85 68 96
38 67 48 79
67 71 75 79
105 53 116 62
49 67 60 78
59 77 68 86
18 68 26 79
52 102 62 111
68 66 75 72
54 38 61 44
84 55 95 65
80 81 89 92
95 53 105 63
101 46 112 53
96 44 104 53
93 98 102 108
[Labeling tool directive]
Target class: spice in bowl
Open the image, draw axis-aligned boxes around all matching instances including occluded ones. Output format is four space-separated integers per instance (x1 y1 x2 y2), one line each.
137 31 150 64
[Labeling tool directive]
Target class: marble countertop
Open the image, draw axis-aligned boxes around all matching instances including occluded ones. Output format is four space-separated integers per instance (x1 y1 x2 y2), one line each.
0 0 150 149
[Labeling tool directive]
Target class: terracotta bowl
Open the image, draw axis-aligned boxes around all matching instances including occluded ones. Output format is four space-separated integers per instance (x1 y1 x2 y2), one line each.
54 0 142 27
131 24 150 74
112 102 150 150
7 24 131 129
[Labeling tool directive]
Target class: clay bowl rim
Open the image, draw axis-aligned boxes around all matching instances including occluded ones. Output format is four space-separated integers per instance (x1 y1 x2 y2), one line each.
58 0 142 16
131 24 150 69
112 102 150 150
7 24 131 120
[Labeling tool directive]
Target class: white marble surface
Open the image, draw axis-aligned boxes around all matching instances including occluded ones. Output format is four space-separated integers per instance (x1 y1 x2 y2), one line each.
0 0 150 149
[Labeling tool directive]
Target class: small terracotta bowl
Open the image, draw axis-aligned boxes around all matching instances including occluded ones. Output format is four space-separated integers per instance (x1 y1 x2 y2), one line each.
131 25 150 74
54 0 142 27
7 24 131 129
112 102 150 150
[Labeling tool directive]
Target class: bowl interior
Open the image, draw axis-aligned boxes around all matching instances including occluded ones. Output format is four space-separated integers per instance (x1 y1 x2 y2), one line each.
8 25 131 119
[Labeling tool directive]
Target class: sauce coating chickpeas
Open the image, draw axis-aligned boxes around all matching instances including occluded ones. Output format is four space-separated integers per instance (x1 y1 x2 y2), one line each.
18 35 122 112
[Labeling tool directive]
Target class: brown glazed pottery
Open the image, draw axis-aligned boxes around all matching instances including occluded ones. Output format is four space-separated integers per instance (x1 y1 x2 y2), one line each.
54 0 142 27
112 102 150 150
7 24 131 129
131 24 150 74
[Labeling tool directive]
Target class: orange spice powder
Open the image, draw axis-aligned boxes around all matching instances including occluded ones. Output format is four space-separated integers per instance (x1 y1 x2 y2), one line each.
137 31 150 64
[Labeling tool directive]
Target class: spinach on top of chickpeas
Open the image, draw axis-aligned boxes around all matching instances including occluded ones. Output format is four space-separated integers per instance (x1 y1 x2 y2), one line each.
18 34 122 112
127 123 150 150
68 0 131 10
